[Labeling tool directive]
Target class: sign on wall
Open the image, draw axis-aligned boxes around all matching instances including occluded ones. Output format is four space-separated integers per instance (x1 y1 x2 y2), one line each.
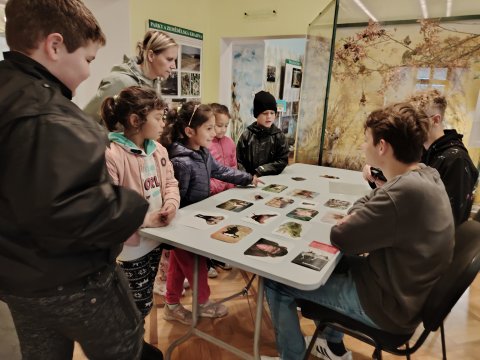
148 19 203 103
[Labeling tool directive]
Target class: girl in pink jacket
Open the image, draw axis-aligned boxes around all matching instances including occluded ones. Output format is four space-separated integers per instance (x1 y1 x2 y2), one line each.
208 103 238 195
102 86 180 356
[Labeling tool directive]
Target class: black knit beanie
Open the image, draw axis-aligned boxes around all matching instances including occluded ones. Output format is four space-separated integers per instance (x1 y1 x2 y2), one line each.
253 91 277 118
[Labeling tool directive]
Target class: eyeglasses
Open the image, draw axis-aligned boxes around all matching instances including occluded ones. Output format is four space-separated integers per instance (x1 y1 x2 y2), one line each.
187 104 200 127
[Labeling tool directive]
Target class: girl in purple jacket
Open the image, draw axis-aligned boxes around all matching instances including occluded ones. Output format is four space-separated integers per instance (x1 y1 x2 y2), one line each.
162 102 262 324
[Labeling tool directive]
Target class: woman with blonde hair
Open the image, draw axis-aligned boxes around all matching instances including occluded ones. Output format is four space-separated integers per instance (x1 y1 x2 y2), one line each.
84 30 177 123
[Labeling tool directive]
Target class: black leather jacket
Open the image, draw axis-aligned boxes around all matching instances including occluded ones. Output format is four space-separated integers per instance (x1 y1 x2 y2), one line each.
236 122 289 176
0 52 148 295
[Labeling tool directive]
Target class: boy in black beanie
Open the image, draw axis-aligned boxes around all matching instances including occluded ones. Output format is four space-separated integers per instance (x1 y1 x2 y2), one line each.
236 91 289 176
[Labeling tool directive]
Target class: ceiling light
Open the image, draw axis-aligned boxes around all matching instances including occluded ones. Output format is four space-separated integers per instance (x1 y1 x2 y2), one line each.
352 0 378 22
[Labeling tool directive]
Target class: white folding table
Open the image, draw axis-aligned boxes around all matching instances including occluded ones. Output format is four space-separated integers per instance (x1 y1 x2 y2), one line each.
141 163 369 360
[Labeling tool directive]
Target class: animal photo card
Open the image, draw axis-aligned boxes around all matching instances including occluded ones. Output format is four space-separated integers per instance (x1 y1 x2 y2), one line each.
216 199 253 212
245 192 269 202
319 211 346 224
288 189 319 199
262 184 288 193
244 237 292 262
210 224 253 243
286 207 319 222
323 198 351 210
265 196 295 209
178 211 228 230
273 220 310 240
291 241 338 271
319 174 340 180
242 210 280 226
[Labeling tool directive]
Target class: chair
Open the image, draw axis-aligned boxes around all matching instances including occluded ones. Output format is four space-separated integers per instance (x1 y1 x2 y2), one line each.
297 219 480 360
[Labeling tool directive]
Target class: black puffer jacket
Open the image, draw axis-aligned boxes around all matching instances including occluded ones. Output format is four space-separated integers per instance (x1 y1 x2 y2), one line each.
422 129 478 225
236 122 289 176
0 52 148 295
168 142 253 207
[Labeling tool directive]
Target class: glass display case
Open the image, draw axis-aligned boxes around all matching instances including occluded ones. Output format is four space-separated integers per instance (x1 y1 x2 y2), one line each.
294 0 480 178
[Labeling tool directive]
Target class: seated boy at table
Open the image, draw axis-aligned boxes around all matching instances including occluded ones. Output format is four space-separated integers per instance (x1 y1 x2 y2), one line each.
236 91 289 176
262 102 454 360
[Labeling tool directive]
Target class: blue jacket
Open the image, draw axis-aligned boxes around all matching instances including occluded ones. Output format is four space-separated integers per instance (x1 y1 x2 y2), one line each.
168 142 253 207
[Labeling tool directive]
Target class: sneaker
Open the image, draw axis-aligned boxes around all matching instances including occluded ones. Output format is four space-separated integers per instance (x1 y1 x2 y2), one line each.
218 263 233 270
163 303 192 325
208 267 218 278
199 300 228 318
304 336 352 360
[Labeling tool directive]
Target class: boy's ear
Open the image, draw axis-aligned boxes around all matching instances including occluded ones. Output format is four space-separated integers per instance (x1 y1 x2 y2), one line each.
44 33 64 60
430 113 442 126
378 139 388 156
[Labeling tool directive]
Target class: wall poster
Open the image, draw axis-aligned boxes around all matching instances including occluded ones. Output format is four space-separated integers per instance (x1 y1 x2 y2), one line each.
148 19 203 106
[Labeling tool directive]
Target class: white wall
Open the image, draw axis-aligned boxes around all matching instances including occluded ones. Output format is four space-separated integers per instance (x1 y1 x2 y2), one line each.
73 0 130 108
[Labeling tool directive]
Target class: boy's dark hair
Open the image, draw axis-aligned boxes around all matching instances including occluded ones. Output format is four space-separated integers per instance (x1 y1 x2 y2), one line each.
165 102 213 145
101 86 165 132
5 0 106 54
209 103 231 118
365 102 429 164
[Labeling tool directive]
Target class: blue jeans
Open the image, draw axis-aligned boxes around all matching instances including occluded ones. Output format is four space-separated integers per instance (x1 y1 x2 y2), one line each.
264 271 378 360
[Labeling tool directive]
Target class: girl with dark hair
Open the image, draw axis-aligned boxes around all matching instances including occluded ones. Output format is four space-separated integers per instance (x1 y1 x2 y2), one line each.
102 86 180 359
162 101 263 324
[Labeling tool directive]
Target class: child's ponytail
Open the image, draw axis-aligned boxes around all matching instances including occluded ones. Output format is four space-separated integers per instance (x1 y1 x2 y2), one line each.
101 97 119 131
100 86 165 133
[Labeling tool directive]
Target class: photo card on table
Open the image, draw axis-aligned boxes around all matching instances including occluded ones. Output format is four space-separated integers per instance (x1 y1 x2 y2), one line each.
216 199 253 212
319 174 340 180
242 210 280 226
244 237 293 262
273 220 310 240
265 196 295 209
291 241 339 271
262 184 288 193
245 192 270 202
291 176 306 181
288 189 319 199
210 224 253 243
178 211 228 230
286 207 319 222
319 211 346 225
323 198 351 210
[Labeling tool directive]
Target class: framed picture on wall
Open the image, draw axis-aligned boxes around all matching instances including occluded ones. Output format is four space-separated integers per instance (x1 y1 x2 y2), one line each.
267 65 276 82
291 68 302 88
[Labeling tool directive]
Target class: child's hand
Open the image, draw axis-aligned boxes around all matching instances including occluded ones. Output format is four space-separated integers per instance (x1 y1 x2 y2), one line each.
158 204 176 226
362 164 375 183
142 210 164 228
251 175 264 187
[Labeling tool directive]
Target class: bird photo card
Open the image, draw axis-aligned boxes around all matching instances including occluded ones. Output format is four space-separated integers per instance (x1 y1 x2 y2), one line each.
210 224 253 243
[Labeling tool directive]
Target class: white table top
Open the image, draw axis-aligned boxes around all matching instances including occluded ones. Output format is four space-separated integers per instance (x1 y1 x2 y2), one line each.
141 163 370 290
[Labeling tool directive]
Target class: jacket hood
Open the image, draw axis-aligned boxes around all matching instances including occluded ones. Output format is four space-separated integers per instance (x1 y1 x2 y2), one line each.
108 132 157 156
110 55 159 90
428 129 468 155
247 122 282 138
168 141 207 160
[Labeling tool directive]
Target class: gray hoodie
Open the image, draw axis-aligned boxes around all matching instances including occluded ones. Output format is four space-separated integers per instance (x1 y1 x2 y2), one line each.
84 55 160 123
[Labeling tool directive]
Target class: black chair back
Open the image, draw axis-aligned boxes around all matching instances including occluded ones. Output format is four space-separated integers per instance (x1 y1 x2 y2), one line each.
422 220 480 331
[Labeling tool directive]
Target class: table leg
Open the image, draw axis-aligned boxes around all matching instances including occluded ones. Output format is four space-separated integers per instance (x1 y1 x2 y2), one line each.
253 276 264 360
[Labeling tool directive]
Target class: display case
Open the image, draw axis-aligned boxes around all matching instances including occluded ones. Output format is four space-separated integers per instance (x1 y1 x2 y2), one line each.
294 0 480 175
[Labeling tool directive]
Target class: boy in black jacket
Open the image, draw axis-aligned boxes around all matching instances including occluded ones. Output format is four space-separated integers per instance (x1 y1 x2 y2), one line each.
0 1 163 359
237 91 289 176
